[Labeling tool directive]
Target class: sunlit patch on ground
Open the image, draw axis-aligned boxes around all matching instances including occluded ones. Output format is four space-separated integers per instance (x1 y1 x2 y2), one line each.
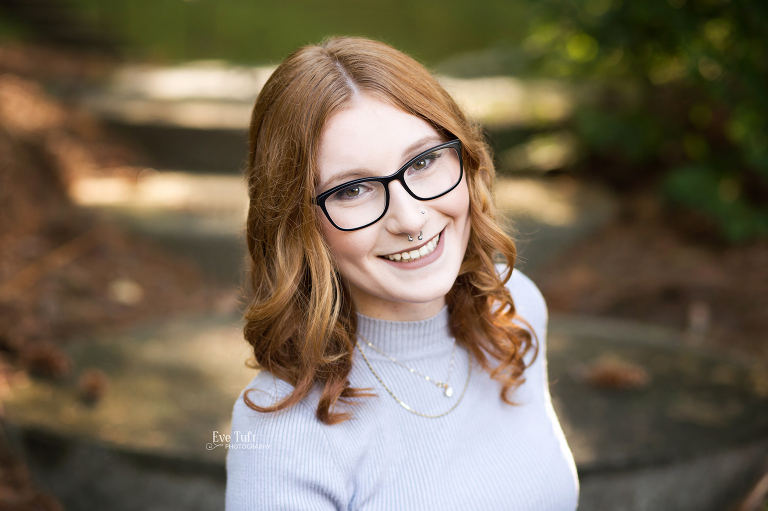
82 62 574 131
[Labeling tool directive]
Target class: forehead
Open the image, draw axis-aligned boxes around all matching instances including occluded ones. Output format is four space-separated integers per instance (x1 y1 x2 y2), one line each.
316 95 442 186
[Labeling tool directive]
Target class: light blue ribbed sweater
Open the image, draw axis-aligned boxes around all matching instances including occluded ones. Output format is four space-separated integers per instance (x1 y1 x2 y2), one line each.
226 267 580 510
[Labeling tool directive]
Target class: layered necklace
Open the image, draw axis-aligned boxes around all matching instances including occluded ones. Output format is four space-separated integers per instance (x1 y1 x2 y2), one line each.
355 333 472 418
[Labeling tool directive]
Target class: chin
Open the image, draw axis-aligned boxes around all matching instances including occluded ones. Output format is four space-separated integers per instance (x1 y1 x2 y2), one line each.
388 273 457 302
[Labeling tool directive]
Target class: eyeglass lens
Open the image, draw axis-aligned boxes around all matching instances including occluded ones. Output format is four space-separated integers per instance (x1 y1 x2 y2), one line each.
323 145 461 230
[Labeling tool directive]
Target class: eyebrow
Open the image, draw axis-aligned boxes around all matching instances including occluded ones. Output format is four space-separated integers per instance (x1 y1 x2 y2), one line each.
319 135 445 192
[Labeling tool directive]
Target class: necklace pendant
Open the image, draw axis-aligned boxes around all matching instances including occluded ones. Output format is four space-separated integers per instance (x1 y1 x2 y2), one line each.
445 386 453 397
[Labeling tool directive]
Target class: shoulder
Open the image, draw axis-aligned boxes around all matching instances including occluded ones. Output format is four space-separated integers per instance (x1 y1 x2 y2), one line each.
228 371 325 448
226 372 348 510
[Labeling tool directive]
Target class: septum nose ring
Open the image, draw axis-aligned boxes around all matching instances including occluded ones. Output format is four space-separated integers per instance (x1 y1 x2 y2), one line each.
407 231 423 242
407 212 426 241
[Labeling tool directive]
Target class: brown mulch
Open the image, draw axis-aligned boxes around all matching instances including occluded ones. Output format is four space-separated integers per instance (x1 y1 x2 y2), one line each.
529 188 768 365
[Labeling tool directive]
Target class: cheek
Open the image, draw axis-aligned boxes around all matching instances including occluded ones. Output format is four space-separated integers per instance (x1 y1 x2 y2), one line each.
319 216 375 274
319 216 342 254
449 179 472 255
450 178 472 228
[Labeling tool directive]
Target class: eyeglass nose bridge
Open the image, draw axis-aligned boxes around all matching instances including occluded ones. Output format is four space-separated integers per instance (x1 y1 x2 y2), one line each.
363 140 464 205
362 163 447 230
378 175 420 222
313 139 463 231
383 169 420 202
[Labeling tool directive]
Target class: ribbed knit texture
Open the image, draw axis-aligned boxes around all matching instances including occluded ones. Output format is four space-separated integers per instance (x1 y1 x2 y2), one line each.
226 266 580 510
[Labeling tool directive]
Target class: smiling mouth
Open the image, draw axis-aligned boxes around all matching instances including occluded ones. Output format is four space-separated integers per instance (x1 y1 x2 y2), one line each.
379 231 441 262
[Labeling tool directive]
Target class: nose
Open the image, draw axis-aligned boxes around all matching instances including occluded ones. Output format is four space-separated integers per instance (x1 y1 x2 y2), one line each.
383 180 428 236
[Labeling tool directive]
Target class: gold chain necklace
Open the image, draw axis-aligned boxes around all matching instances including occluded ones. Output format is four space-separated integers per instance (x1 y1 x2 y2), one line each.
358 333 458 396
355 334 472 418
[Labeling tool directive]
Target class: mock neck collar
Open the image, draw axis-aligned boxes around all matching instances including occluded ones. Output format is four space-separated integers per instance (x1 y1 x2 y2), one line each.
354 305 455 360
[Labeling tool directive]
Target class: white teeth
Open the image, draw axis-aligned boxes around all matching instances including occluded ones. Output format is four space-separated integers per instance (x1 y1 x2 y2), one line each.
384 232 441 262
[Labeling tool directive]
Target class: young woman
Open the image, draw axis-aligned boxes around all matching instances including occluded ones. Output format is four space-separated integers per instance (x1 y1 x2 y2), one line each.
226 36 579 510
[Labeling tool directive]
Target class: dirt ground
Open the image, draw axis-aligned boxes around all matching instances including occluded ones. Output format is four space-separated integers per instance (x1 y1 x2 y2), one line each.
530 188 768 366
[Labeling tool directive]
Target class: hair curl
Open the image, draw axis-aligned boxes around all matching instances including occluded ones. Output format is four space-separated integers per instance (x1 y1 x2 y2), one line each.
242 36 538 425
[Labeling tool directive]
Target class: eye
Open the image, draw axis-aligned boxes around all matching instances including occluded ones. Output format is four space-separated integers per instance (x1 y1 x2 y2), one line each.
331 183 370 201
409 150 441 173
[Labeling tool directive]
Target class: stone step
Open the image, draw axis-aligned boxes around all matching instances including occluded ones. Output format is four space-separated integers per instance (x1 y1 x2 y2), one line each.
74 62 576 172
6 311 253 466
4 311 768 511
66 170 619 285
83 63 573 132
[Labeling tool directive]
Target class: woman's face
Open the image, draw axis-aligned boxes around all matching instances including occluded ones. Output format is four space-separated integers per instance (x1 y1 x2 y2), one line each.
315 94 471 321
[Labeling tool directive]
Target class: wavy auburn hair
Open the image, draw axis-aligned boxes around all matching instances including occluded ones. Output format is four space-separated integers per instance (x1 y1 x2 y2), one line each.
242 36 538 424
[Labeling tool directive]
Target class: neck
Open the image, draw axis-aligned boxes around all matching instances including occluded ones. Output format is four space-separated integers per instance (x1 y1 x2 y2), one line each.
350 290 446 322
354 303 453 359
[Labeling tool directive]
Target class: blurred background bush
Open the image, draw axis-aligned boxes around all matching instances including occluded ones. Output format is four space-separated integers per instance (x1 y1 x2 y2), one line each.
519 0 768 244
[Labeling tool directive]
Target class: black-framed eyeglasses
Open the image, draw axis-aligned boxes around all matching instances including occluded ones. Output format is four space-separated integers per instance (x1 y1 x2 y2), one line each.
312 139 463 231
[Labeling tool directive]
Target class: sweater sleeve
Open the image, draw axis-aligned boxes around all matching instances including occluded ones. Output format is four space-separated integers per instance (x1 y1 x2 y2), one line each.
510 268 548 369
505 269 581 497
225 377 349 511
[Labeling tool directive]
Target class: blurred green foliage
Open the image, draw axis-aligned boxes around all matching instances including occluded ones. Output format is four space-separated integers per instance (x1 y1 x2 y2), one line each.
63 0 529 66
0 11 28 42
520 0 768 243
